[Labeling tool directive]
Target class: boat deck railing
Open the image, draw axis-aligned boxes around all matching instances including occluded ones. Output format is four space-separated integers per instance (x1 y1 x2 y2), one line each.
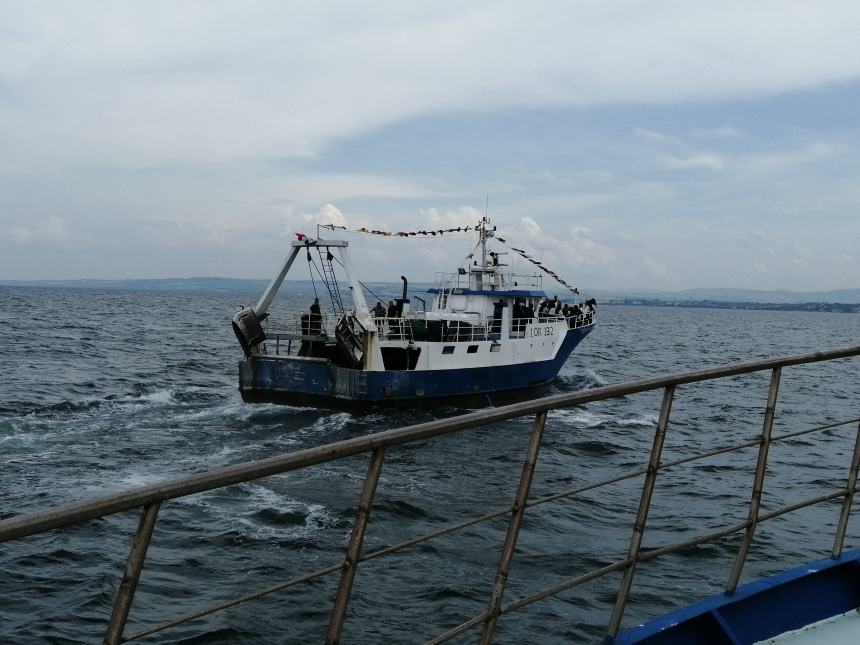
262 310 595 356
434 271 544 291
1 346 858 643
264 312 337 339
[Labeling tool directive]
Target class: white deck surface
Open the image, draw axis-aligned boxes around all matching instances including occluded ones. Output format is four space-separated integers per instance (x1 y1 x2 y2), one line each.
756 609 860 644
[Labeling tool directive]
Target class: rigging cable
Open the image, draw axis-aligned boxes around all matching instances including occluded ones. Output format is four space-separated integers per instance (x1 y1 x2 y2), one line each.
305 247 320 300
326 253 396 307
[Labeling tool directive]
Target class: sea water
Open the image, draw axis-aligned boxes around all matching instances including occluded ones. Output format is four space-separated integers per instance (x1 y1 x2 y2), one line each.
0 286 858 643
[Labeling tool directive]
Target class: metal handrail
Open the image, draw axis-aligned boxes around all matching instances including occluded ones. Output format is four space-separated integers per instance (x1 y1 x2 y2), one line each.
1 345 859 644
118 414 860 642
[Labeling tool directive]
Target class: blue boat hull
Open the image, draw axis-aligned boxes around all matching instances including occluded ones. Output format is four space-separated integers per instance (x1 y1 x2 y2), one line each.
239 325 593 408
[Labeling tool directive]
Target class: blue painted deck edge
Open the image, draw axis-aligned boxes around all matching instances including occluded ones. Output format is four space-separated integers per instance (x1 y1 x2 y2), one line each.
613 548 860 645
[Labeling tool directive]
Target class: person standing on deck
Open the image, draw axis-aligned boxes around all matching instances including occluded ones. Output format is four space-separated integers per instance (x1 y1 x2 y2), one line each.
309 297 322 335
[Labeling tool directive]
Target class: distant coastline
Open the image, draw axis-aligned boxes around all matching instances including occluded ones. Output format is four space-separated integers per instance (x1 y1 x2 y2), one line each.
1 278 858 312
602 298 859 314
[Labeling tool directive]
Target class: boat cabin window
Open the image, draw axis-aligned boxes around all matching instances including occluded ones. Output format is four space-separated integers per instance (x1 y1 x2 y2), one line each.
442 345 455 355
490 343 501 353
467 345 478 354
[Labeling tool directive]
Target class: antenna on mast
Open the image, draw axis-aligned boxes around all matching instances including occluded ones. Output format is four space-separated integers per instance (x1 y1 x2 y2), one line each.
479 195 491 270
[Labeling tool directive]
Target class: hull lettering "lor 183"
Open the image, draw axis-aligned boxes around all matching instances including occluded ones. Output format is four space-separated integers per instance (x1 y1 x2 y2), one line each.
530 326 555 338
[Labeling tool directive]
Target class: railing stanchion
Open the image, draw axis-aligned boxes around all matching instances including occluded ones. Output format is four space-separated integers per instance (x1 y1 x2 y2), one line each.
726 366 781 593
832 420 860 558
326 448 386 644
607 385 675 637
104 501 161 645
479 410 548 644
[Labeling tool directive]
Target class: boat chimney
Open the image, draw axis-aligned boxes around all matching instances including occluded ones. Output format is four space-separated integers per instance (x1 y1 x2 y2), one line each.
399 276 410 316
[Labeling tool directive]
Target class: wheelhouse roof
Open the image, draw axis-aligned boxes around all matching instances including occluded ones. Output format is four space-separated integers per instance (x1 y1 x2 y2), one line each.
426 288 547 298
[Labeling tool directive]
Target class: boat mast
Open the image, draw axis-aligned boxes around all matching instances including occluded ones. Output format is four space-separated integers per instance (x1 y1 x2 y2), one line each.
480 215 488 270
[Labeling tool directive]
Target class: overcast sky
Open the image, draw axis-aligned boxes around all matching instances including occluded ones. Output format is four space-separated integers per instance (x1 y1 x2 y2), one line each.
2 1 859 291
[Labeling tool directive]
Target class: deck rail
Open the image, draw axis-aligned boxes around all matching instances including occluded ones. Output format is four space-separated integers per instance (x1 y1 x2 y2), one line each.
434 271 544 291
264 310 596 352
1 346 859 643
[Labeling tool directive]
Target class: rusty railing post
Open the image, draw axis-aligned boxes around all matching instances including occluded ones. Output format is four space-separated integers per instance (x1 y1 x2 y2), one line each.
104 501 161 645
833 421 860 558
326 447 386 644
726 366 781 593
606 385 675 637
479 410 548 644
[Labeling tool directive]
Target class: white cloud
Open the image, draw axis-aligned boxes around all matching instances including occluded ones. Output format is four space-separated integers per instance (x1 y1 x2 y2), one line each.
1 215 76 247
420 206 482 228
710 125 741 138
660 153 726 172
566 226 617 270
642 255 669 279
4 2 860 167
1 2 859 289
519 216 542 239
498 219 616 281
736 143 843 173
633 128 680 145
279 174 439 202
301 203 347 228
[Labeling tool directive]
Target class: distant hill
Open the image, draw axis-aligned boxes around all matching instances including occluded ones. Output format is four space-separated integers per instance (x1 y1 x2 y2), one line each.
589 287 860 305
2 278 859 305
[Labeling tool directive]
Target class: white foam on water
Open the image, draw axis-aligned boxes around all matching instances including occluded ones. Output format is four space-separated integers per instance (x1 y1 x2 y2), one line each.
183 482 338 540
137 389 177 405
552 407 655 429
616 414 659 427
304 412 354 435
552 408 613 428
115 471 170 489
176 401 249 422
582 368 609 386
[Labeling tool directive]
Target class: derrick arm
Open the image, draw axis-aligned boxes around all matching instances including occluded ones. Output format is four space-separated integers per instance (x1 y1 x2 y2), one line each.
254 245 302 317
336 246 374 328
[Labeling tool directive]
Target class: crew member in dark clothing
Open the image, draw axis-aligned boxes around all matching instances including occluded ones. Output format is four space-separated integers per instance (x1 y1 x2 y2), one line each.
570 304 582 327
513 299 524 335
491 299 504 335
309 297 322 335
385 300 399 338
373 302 386 318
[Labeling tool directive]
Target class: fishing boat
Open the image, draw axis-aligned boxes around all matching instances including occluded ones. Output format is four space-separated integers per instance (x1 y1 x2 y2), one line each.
231 218 596 407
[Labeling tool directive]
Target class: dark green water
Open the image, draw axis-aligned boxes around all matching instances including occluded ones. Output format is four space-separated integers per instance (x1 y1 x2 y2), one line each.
1 286 858 643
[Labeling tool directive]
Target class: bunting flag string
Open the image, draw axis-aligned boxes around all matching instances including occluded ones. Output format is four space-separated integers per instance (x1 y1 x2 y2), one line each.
320 223 473 237
498 241 579 295
314 221 579 295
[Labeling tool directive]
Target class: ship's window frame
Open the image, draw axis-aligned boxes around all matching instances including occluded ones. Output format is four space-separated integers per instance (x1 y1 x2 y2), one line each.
442 345 455 355
467 345 479 354
490 343 501 353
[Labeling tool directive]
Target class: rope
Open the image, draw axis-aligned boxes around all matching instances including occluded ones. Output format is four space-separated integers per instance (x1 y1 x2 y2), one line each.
305 248 319 299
